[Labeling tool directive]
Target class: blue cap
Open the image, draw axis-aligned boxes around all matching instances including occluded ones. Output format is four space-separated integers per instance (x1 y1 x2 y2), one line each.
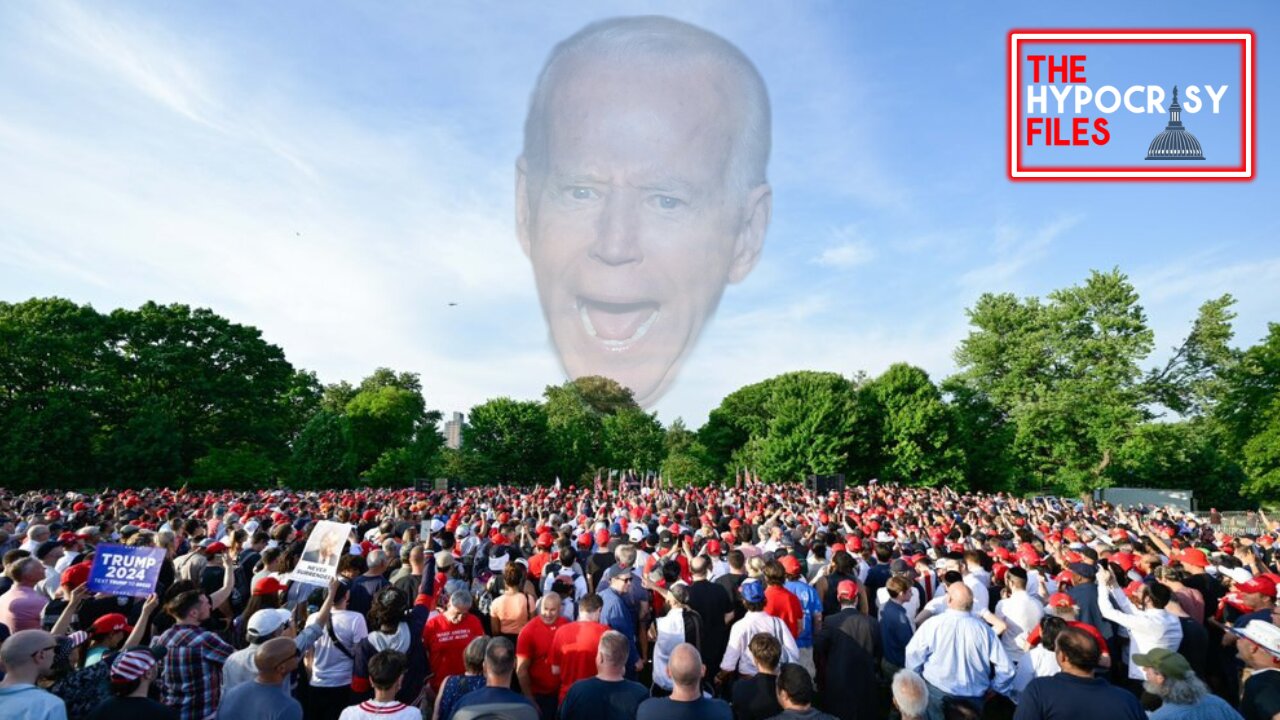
740 580 764 603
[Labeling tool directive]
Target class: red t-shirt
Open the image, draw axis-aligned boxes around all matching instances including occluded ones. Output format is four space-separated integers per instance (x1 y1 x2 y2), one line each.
422 612 485 691
528 551 552 581
549 620 609 703
764 585 804 639
517 616 569 696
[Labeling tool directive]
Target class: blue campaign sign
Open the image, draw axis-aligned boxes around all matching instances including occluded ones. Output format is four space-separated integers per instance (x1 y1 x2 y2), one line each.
87 544 167 597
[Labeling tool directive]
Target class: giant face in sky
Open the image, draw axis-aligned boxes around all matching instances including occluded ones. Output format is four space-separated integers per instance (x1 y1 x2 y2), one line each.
517 17 772 407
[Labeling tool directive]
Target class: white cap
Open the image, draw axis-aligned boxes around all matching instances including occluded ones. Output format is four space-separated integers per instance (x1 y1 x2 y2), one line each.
246 608 292 642
1232 620 1280 658
628 526 646 543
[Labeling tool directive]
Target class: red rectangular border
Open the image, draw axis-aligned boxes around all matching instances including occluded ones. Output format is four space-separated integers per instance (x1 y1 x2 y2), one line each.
1007 29 1255 182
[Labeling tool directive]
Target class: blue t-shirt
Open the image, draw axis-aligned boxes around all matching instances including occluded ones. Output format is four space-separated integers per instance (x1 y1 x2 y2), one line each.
561 677 650 720
1149 693 1247 720
784 580 823 648
215 681 302 720
449 686 536 720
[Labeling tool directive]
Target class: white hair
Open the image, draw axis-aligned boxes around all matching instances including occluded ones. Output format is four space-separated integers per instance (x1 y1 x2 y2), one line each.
892 669 929 718
522 15 771 194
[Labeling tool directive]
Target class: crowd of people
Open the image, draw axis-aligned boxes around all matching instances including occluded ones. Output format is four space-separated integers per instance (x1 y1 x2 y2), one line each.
0 480 1277 720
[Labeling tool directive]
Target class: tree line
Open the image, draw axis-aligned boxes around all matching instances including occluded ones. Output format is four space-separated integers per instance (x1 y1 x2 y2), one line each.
1 269 1277 506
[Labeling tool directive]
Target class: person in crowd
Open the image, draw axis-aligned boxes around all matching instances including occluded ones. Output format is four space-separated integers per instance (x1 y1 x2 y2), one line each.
0 557 49 632
1134 648 1243 720
1013 626 1145 720
339 650 420 720
904 583 1013 719
813 579 881 720
720 580 799 686
229 576 286 650
432 637 489 720
1231 620 1280 720
152 587 236 720
0 629 67 720
304 580 368 720
560 630 650 720
638 643 732 720
891 669 928 720
779 555 822 677
516 592 567 718
83 613 133 667
215 637 303 720
600 564 644 678
422 589 485 696
491 562 536 644
651 581 705 696
550 592 610 705
761 561 803 642
688 555 735 674
223 578 334 694
995 568 1043 667
768 663 837 720
448 637 538 720
730 633 783 720
86 646 176 720
880 576 915 677
1095 565 1183 697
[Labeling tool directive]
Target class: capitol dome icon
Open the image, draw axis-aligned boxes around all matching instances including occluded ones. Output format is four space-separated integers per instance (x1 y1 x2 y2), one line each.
1146 86 1204 160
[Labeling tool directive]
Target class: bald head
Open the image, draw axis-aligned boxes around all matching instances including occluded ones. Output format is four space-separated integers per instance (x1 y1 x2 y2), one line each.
947 582 974 612
255 637 298 675
667 643 704 688
0 629 56 673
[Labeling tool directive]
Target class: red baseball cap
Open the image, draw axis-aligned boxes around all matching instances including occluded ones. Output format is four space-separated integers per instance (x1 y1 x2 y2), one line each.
1237 575 1279 598
837 580 859 600
203 542 227 555
705 540 723 556
536 532 554 548
90 613 133 636
1177 548 1209 568
595 529 611 547
60 562 92 591
778 556 801 575
253 577 288 596
1048 592 1076 609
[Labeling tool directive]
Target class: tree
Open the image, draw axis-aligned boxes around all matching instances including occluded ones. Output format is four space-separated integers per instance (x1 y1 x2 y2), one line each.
345 385 427 474
951 270 1155 496
742 371 859 482
1114 420 1247 510
603 407 666 472
942 378 1019 493
698 379 775 479
289 410 356 488
190 444 278 490
864 364 966 488
1216 324 1280 499
543 377 634 482
1145 295 1237 416
462 398 553 484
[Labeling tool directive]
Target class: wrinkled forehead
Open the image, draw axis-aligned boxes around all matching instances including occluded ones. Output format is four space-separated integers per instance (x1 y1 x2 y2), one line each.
538 57 739 185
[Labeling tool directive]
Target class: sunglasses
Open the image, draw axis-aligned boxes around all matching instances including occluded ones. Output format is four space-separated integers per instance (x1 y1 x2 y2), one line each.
32 644 57 661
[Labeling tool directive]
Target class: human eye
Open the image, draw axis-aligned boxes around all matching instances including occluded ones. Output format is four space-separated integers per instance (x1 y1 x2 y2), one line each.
565 186 599 201
648 194 686 211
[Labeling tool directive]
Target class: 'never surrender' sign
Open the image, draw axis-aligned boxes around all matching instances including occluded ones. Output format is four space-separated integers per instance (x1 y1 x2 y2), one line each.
88 544 166 597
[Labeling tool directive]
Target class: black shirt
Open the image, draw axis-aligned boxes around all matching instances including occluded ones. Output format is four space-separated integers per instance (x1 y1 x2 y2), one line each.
1242 669 1280 720
730 672 781 720
1012 673 1145 720
561 677 650 720
716 574 748 622
638 696 733 720
688 580 734 669
87 695 180 720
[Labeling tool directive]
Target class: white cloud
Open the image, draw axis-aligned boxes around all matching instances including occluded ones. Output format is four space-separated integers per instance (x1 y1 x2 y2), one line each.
958 215 1081 293
815 225 876 268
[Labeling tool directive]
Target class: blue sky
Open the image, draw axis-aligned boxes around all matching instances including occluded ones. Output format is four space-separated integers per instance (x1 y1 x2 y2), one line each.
1 1 1277 428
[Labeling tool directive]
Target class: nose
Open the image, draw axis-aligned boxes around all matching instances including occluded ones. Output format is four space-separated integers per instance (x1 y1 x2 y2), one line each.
589 190 643 266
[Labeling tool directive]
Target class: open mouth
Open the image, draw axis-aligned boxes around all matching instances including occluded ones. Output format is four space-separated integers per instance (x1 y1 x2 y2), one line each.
577 297 660 350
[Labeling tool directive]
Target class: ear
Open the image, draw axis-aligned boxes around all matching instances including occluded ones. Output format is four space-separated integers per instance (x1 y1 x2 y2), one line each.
516 157 533 259
727 182 772 284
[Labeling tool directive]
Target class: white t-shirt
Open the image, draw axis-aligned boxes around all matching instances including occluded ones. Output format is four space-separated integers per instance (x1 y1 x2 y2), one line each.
339 700 420 720
307 609 369 688
652 608 688 690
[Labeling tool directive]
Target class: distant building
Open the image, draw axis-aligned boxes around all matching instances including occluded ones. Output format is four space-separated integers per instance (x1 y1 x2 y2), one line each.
444 411 464 449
